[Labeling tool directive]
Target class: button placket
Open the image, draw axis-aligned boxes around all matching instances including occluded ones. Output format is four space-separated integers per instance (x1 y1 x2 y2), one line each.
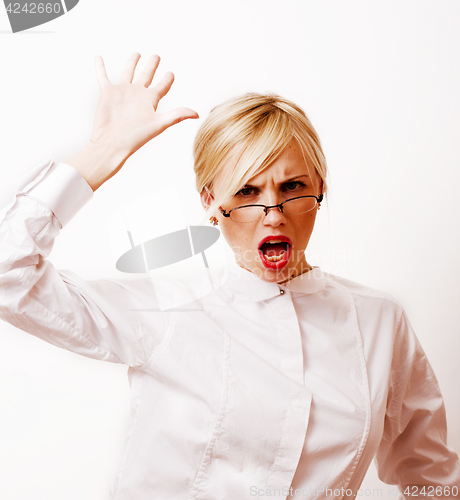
271 289 304 385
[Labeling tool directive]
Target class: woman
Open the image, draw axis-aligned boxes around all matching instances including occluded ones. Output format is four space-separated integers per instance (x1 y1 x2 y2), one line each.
0 53 458 499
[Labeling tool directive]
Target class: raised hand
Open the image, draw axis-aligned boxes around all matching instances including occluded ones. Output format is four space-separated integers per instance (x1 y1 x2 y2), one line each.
67 53 199 191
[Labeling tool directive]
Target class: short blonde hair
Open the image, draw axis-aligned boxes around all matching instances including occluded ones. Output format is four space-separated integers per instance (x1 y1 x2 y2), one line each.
193 92 327 217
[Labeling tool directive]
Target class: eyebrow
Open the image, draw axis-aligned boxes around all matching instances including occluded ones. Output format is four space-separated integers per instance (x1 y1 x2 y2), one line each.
240 174 309 189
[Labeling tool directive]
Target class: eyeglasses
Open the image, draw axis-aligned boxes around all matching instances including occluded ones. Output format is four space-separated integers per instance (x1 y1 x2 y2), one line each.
219 194 323 223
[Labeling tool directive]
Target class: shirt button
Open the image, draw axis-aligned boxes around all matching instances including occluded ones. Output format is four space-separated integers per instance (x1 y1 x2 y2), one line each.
279 289 285 295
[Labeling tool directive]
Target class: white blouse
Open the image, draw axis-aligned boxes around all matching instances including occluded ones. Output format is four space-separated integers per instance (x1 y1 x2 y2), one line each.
0 160 459 500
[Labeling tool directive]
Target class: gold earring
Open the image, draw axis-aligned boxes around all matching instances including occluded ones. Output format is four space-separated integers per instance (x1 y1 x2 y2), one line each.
209 216 218 226
317 203 321 210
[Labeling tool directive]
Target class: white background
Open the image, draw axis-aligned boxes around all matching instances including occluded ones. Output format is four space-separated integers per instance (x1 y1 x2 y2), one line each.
0 1 459 499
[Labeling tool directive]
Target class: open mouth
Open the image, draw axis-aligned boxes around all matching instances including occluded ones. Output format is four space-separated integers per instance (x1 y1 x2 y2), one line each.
258 237 292 270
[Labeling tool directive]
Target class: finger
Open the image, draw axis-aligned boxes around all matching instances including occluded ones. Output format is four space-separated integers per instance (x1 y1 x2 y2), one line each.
155 107 200 135
150 71 175 105
137 54 161 88
94 55 111 90
119 52 141 84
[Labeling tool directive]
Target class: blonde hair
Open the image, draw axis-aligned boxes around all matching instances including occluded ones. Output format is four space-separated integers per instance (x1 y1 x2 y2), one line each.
193 92 328 217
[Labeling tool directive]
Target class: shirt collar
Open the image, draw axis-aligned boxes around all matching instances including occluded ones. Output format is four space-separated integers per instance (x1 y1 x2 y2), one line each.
224 258 327 302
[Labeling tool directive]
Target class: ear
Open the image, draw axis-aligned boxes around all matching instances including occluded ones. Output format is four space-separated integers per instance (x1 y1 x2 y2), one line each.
200 187 214 211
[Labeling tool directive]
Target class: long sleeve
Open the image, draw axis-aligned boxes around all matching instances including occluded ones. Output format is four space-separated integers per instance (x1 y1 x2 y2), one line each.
375 308 460 499
0 159 167 367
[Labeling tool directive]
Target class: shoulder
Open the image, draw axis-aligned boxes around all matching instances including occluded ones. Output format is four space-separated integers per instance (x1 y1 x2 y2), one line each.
323 271 402 306
318 273 411 367
322 271 404 326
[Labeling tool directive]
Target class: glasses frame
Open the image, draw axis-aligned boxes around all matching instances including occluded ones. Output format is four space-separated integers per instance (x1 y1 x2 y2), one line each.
219 194 324 222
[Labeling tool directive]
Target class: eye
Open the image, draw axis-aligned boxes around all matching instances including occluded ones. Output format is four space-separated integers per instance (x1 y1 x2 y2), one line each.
235 186 257 197
283 180 306 191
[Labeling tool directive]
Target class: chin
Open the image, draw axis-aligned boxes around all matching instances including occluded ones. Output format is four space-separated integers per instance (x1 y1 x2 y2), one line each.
236 251 301 283
255 263 294 283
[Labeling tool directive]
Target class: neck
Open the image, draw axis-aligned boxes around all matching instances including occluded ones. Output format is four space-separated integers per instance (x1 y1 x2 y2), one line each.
277 263 313 284
234 259 313 284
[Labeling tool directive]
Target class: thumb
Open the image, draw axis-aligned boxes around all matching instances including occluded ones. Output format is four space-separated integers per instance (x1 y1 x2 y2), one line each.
156 107 200 134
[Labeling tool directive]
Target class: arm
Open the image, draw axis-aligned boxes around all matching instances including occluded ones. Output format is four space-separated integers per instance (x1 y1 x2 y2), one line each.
0 53 198 365
375 309 460 499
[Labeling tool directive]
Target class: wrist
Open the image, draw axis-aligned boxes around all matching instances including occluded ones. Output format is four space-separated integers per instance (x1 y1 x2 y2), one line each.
66 142 130 191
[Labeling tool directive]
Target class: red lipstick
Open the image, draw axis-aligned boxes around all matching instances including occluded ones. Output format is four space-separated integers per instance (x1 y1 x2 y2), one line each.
258 235 292 270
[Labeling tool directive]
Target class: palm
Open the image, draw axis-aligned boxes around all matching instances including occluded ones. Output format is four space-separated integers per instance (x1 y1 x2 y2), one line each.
90 53 198 157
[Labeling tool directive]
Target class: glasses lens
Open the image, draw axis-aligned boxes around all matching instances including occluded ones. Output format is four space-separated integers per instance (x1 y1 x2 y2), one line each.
228 197 317 222
230 206 264 223
282 197 317 214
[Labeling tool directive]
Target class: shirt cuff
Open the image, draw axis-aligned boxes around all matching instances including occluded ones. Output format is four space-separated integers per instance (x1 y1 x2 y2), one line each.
13 158 94 228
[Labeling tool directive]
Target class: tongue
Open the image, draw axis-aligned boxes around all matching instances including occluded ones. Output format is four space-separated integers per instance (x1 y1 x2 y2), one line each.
262 242 287 257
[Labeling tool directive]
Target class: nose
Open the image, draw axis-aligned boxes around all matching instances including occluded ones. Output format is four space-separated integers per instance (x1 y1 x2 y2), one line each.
262 203 286 227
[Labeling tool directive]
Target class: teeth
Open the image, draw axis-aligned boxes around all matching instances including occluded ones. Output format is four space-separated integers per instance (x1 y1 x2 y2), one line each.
266 240 284 245
266 251 286 262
